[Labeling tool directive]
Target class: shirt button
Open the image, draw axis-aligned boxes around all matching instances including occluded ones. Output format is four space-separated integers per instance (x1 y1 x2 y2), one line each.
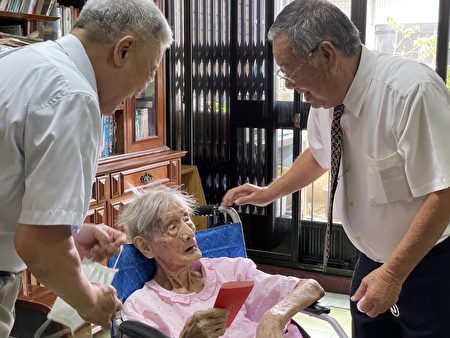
348 201 354 208
345 164 351 172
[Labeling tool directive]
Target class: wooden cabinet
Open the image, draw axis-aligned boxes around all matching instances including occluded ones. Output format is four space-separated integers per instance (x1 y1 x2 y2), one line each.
88 150 185 229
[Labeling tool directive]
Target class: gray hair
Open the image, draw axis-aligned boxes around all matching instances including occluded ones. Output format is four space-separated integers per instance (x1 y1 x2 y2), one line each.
73 0 173 47
118 185 197 241
268 0 361 57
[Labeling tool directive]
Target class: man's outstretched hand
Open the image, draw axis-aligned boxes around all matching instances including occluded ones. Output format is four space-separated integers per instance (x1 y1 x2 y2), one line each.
74 224 126 261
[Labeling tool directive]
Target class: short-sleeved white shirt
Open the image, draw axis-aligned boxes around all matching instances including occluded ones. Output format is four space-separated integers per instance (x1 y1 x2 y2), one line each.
0 34 101 272
308 45 450 262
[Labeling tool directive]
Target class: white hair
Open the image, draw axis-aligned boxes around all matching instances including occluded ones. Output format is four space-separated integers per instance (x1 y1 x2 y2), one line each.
118 185 197 241
268 0 361 57
73 0 173 48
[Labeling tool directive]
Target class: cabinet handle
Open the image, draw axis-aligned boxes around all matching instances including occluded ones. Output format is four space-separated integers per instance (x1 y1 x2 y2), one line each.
140 172 153 184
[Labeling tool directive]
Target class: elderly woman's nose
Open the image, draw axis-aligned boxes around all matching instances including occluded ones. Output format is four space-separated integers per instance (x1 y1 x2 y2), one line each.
180 223 194 239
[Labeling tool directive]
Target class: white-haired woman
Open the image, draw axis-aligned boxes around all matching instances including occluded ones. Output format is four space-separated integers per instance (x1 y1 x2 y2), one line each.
120 186 324 338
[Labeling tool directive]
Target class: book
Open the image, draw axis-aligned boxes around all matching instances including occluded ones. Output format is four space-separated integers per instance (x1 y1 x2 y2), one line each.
213 280 254 328
0 37 29 47
0 25 22 36
0 32 42 43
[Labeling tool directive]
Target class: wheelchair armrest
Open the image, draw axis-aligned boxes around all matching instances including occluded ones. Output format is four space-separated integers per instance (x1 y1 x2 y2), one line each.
119 320 170 338
300 301 349 338
303 301 331 315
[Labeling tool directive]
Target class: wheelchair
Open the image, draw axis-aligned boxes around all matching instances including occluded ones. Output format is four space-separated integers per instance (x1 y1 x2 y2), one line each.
108 205 349 338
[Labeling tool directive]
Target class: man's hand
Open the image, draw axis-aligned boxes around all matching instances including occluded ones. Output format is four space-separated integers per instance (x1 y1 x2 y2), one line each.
222 183 271 207
74 224 126 261
179 308 229 338
256 312 284 338
77 283 122 329
351 265 403 318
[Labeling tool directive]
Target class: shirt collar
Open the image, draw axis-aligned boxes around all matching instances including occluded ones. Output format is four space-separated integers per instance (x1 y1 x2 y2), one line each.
343 45 377 118
56 33 98 96
145 259 218 304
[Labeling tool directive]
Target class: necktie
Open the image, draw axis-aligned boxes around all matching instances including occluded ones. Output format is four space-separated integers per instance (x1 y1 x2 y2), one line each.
322 104 345 271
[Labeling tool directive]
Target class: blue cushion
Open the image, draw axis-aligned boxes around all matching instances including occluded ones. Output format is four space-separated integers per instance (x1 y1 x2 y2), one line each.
109 222 246 302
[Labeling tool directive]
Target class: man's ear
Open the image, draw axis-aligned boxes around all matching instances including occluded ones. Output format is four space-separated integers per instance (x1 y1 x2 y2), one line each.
318 41 338 69
112 35 136 67
133 236 154 259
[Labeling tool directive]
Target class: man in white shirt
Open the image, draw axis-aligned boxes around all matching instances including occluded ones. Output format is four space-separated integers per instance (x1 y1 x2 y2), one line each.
222 1 450 337
0 0 173 335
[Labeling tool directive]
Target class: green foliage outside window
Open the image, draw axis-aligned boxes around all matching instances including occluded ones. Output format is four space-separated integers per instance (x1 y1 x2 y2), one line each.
386 17 449 90
447 65 450 91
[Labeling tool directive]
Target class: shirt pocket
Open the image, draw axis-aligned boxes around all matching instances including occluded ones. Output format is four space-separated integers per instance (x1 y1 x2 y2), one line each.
366 152 413 205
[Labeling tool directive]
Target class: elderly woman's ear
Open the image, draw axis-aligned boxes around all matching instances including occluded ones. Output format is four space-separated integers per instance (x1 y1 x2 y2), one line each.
134 236 155 259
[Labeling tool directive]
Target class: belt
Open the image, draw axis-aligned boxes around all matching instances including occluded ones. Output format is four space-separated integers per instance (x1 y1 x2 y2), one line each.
0 271 14 277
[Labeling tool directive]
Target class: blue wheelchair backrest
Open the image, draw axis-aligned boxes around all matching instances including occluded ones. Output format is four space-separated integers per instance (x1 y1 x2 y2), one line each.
108 222 246 302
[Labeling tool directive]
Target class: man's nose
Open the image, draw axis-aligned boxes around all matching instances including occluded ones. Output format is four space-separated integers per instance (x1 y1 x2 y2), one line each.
284 80 296 90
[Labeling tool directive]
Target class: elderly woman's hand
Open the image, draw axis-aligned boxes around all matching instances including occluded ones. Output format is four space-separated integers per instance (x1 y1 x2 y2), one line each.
256 312 285 338
179 308 229 338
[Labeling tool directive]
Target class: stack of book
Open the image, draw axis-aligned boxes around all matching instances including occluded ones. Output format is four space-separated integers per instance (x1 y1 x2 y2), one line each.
101 116 116 158
0 0 58 16
0 31 42 51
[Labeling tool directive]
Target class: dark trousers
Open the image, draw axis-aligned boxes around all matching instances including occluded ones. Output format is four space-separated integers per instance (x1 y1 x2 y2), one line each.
351 236 450 338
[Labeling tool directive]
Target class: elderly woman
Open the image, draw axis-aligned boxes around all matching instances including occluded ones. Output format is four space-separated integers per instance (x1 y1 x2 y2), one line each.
120 186 324 338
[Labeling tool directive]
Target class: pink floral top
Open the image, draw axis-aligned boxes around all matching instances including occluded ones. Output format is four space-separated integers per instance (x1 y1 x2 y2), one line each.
122 257 303 338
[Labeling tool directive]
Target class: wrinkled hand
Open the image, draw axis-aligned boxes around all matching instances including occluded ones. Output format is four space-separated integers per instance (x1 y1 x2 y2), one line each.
78 283 122 329
222 183 271 207
179 308 229 338
351 265 403 318
256 312 284 338
74 224 126 261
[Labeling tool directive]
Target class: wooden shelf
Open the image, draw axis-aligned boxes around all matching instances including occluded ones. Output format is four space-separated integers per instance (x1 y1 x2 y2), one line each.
0 11 59 22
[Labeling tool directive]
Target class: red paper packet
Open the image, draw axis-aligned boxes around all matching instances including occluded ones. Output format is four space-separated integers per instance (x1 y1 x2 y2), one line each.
213 281 254 328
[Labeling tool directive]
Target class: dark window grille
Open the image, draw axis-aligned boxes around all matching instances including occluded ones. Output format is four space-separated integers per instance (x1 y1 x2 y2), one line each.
169 0 231 204
236 0 266 101
169 0 186 153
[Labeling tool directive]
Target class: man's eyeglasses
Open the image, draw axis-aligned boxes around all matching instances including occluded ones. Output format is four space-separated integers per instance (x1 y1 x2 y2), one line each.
276 42 321 85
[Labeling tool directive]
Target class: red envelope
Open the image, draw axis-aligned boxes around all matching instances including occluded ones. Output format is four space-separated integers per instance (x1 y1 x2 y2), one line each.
213 280 254 328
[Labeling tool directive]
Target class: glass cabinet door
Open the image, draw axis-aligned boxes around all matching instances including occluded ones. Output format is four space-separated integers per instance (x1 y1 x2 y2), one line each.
135 81 157 140
125 68 166 152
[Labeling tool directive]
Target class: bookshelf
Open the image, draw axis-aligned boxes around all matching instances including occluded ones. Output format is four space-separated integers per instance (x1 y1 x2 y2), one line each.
0 10 58 21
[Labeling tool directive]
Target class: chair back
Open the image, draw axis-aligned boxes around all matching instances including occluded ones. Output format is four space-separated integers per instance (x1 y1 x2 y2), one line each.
108 222 246 302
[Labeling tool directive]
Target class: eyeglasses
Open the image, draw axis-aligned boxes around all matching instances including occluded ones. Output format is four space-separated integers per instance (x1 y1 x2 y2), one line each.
276 42 321 85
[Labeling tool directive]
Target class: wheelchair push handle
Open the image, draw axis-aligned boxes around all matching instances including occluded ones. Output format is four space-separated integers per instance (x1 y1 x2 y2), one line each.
194 205 242 224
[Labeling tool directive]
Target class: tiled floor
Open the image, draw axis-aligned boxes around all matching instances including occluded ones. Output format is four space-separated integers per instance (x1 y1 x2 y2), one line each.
95 292 352 338
293 292 352 338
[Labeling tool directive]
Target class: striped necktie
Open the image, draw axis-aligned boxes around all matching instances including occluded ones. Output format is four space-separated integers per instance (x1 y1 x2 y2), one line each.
322 104 345 271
